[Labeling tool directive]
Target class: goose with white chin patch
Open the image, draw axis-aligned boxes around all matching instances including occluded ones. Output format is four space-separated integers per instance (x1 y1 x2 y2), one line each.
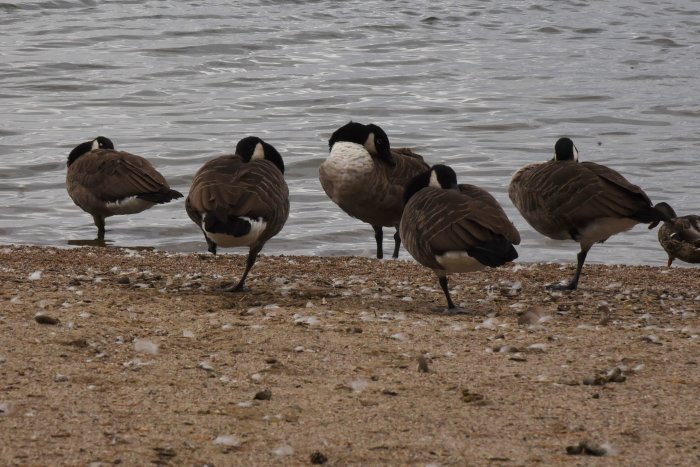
400 165 520 311
319 121 429 259
66 136 183 240
509 137 671 290
185 136 289 292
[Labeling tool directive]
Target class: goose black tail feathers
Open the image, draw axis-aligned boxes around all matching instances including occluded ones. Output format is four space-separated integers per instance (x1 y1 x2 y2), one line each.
466 236 518 267
203 212 252 237
137 189 184 204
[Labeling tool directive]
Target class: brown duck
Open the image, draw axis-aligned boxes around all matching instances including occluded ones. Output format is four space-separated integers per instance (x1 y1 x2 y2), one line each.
509 137 669 290
400 165 520 311
656 204 700 266
185 136 289 292
319 121 429 259
66 136 183 239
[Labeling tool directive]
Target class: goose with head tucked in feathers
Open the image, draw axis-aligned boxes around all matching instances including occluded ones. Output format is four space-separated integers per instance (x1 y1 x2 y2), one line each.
185 136 289 292
319 121 430 259
66 136 183 240
656 204 700 267
400 164 520 311
508 137 670 290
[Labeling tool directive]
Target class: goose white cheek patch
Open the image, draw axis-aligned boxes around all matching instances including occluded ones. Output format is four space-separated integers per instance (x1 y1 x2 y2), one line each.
251 142 265 160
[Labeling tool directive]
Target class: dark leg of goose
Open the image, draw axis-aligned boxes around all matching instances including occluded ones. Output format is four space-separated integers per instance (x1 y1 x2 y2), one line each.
200 227 217 255
433 274 467 313
372 225 384 259
93 215 106 240
549 247 589 291
439 275 456 309
220 247 260 292
392 229 401 259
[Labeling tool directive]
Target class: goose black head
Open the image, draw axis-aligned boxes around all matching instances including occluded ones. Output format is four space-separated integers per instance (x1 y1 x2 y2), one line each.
328 121 394 166
67 136 115 167
403 164 458 204
235 136 285 173
553 137 578 162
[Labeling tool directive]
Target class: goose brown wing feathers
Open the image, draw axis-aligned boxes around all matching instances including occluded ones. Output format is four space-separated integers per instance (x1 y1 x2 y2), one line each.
402 186 519 269
510 161 654 238
186 155 289 237
68 149 173 202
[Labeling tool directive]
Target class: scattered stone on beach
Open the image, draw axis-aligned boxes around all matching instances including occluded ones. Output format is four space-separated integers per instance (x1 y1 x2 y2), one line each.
272 444 294 457
461 389 486 405
310 451 328 464
213 435 241 447
254 389 272 401
517 307 548 325
34 314 59 325
642 335 662 345
583 366 627 386
566 441 610 456
133 339 159 355
417 355 429 373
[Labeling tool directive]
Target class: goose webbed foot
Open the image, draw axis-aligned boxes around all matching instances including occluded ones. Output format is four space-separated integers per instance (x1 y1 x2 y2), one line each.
217 282 250 293
431 305 469 315
546 248 589 291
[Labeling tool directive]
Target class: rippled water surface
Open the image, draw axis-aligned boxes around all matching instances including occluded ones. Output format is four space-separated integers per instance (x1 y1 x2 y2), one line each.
1 0 699 265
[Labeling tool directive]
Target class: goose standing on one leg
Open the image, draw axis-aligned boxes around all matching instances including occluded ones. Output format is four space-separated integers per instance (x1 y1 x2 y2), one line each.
509 137 670 290
185 136 289 292
319 121 429 259
400 165 520 311
66 136 183 240
656 204 700 267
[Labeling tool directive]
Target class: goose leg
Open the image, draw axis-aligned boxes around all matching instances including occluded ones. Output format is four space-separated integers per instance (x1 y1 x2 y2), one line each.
392 228 401 259
439 275 456 309
549 247 589 291
200 227 217 255
372 225 384 259
93 215 106 240
220 247 261 293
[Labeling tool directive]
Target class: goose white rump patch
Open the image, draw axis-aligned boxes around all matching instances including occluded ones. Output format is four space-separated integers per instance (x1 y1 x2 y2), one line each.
204 217 267 248
579 217 638 248
106 196 154 215
435 251 487 273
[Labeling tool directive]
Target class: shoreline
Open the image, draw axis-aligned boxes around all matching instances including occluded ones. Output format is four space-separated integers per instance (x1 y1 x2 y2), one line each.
1 245 698 465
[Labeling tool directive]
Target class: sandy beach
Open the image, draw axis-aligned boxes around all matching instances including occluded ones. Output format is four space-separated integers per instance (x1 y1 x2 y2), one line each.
0 244 698 465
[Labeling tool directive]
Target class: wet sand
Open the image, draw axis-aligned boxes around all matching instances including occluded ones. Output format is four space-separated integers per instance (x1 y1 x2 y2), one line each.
0 245 698 465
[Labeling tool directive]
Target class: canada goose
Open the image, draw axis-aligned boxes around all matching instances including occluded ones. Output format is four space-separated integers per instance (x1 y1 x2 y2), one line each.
185 136 289 292
509 137 670 290
400 165 520 310
656 204 700 267
319 121 429 259
66 136 183 240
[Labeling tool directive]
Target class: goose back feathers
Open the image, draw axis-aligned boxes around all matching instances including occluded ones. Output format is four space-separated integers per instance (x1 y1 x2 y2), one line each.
400 165 520 310
66 136 183 239
320 121 429 259
185 136 289 291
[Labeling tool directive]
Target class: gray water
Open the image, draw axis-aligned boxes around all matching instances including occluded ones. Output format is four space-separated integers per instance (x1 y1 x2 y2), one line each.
1 0 699 265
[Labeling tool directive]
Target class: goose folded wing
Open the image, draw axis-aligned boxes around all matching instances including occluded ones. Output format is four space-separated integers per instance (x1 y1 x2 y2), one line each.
423 189 519 254
83 151 171 202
